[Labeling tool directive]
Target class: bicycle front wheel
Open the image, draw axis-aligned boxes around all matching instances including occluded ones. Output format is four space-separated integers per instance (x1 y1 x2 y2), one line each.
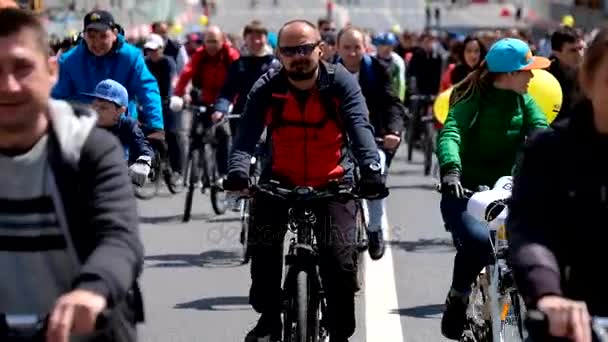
296 270 310 342
183 149 201 222
423 121 436 176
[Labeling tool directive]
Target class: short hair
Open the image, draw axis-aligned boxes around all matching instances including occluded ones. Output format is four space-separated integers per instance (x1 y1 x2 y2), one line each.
317 17 330 28
243 20 268 38
277 19 317 46
551 26 579 52
336 26 365 45
0 8 48 56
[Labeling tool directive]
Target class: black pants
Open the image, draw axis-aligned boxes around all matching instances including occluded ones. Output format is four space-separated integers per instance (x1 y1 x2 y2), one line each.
214 122 231 176
162 105 185 175
248 193 360 339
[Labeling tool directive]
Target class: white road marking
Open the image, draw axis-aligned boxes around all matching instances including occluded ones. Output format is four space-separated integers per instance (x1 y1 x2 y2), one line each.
363 201 405 342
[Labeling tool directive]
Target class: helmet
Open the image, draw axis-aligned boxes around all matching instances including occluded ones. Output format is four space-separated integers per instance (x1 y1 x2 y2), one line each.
372 32 397 47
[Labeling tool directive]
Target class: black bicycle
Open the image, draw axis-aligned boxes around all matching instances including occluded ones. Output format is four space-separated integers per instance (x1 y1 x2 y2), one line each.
134 133 183 200
0 310 109 341
245 181 369 342
407 94 437 176
182 105 240 222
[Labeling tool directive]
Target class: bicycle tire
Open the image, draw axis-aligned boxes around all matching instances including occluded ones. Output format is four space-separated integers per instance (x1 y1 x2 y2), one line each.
206 144 227 215
183 149 201 222
240 198 250 264
423 122 435 176
296 269 309 342
134 150 161 200
355 200 367 289
406 115 416 162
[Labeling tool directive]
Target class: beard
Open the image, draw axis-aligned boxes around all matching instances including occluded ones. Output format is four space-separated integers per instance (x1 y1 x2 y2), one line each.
286 59 318 81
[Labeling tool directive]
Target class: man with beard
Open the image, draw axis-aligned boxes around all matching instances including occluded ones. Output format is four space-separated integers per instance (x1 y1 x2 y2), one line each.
223 20 387 342
547 26 585 124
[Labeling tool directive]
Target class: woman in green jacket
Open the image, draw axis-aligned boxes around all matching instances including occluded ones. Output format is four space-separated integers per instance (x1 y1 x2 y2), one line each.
437 38 551 340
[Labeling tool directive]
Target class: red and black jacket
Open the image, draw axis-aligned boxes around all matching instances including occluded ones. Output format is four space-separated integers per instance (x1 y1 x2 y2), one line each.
228 62 379 187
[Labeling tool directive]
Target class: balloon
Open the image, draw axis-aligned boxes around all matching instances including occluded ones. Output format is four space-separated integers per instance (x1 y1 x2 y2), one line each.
433 69 562 125
561 14 575 27
171 23 183 34
199 15 209 27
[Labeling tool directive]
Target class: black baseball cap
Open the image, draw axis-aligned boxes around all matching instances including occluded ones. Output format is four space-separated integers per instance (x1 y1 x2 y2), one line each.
84 10 115 31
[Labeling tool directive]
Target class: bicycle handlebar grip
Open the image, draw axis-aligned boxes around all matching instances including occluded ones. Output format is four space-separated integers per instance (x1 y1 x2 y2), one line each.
94 309 111 331
525 310 550 341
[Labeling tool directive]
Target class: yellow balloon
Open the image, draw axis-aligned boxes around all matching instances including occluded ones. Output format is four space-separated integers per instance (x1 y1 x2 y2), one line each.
199 15 209 26
561 14 575 27
171 23 183 34
433 69 562 125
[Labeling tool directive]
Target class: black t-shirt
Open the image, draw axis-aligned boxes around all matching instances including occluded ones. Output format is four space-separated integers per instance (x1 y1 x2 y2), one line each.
145 56 176 99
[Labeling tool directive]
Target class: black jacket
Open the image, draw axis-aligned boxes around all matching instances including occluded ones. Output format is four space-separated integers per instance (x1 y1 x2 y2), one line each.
508 100 608 315
352 55 405 138
547 56 583 124
48 101 144 340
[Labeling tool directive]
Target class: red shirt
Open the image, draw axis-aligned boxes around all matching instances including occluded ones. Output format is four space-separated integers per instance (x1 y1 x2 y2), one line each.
174 44 240 104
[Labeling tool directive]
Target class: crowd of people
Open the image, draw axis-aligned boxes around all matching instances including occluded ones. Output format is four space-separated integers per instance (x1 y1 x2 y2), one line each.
0 0 607 340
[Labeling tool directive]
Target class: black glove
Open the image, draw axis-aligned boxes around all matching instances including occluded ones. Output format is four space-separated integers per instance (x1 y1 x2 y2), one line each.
222 173 250 192
359 168 389 200
441 169 465 199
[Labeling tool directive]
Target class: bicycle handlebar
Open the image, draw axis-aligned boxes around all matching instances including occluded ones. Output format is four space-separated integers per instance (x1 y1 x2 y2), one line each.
435 183 476 198
0 309 110 337
248 181 362 202
526 309 608 342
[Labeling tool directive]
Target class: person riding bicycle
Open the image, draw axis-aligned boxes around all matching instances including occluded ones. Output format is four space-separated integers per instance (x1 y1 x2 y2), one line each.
372 31 406 101
174 25 239 181
437 37 550 340
51 10 164 132
508 28 608 342
151 21 189 74
0 9 144 341
83 79 153 187
336 26 405 260
222 20 387 342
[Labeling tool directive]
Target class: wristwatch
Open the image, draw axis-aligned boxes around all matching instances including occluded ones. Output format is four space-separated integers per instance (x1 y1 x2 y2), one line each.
367 162 382 173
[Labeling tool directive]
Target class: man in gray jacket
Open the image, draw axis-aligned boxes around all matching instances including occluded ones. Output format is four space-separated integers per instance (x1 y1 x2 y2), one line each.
0 8 143 342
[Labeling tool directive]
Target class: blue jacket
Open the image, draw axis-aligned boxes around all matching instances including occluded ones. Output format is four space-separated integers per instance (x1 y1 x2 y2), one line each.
107 116 154 162
52 35 164 130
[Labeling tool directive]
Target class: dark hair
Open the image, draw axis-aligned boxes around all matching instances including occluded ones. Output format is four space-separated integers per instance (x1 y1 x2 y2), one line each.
0 8 48 56
551 26 578 52
151 21 166 32
277 19 317 46
243 20 268 38
580 27 608 89
317 17 330 28
459 36 487 68
336 26 364 46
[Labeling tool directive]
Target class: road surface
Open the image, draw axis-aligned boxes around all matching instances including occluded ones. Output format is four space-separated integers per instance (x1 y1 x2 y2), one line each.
138 148 454 342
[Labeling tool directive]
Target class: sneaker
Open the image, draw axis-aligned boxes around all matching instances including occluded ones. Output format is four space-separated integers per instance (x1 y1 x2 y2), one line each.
441 289 469 340
244 313 281 342
367 230 385 260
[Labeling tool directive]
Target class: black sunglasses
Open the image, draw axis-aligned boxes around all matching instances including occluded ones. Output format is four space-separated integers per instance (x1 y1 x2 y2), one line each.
279 42 320 57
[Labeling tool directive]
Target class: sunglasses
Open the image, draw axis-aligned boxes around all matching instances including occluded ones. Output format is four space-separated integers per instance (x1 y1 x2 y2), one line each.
279 42 320 57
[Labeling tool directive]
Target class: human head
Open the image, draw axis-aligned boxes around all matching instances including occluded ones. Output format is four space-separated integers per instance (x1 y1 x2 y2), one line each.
185 32 203 56
277 19 322 83
552 27 584 69
320 31 337 62
420 32 436 52
204 25 224 56
578 27 608 125
151 21 169 38
477 30 498 50
243 20 268 56
317 18 335 34
83 10 118 57
0 8 57 144
337 27 366 72
460 36 486 69
373 32 398 59
144 33 165 61
83 79 128 127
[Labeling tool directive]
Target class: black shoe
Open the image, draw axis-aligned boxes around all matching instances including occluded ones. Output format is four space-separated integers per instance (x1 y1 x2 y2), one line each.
441 290 469 340
367 230 385 260
244 313 281 342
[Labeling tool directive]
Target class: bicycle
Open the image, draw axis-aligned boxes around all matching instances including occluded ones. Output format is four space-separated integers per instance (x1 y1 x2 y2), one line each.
182 105 240 222
0 310 109 341
242 180 370 342
407 94 437 176
526 309 608 341
133 132 183 200
438 178 527 342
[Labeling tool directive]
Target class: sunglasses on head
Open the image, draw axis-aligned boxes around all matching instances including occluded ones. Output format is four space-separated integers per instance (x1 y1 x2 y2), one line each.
279 42 320 57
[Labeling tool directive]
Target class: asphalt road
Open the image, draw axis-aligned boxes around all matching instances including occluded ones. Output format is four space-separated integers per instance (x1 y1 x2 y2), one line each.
137 148 454 342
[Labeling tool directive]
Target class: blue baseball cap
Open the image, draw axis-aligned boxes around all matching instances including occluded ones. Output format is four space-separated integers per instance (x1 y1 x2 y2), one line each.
485 38 551 73
82 79 128 108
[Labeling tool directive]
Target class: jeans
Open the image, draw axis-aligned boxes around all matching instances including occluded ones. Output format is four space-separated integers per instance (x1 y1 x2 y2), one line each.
440 195 493 294
248 193 359 339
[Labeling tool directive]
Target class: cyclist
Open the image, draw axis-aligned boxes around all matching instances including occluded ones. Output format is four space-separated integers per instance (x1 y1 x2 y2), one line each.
0 9 144 341
51 10 164 132
223 20 386 342
184 32 204 57
83 79 153 186
450 36 486 86
174 25 239 180
151 21 189 73
144 33 184 184
508 28 608 342
372 31 406 101
407 31 445 102
337 26 405 260
437 37 551 340
212 20 280 141
320 30 339 63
